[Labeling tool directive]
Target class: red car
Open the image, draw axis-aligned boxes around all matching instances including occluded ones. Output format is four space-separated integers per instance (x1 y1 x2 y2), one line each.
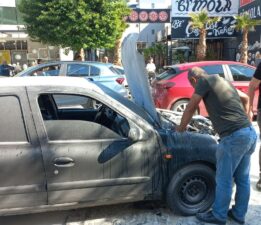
152 61 257 116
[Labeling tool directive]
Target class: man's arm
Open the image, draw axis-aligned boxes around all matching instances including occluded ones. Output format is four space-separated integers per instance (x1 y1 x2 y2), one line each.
176 93 202 132
236 89 249 113
248 77 261 119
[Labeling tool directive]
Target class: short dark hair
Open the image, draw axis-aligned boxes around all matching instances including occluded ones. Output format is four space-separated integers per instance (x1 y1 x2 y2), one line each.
74 52 82 61
188 67 208 79
37 59 43 64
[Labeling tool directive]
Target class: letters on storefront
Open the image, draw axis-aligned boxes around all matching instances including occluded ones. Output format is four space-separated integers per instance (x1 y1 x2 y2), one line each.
171 17 237 39
172 0 239 17
239 0 261 19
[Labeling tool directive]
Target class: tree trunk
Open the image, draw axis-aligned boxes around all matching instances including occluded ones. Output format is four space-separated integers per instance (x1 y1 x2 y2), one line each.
113 38 122 66
80 48 85 61
197 29 207 61
240 29 248 64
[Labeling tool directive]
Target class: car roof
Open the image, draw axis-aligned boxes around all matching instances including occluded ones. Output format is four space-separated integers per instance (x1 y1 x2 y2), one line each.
40 61 111 67
166 61 256 71
0 76 100 90
0 76 155 125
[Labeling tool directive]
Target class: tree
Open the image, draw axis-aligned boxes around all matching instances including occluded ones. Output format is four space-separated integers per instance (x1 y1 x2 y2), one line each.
111 1 131 65
19 0 130 56
234 13 261 64
189 11 220 61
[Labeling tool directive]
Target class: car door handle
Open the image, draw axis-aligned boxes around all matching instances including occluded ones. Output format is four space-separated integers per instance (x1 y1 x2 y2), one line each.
53 157 75 167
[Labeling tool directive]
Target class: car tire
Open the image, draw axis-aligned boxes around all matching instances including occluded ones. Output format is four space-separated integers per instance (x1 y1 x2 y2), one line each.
166 164 215 216
171 99 198 115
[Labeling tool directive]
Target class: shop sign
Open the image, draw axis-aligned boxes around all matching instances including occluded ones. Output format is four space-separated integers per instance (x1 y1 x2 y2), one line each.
125 9 170 23
240 0 254 7
171 16 237 39
171 0 239 17
239 0 261 19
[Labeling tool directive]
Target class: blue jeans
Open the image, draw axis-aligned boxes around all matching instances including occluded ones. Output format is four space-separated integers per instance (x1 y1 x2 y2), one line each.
212 126 257 222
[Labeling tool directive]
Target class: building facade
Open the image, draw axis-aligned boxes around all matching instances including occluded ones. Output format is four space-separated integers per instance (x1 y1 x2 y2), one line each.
0 0 59 67
238 0 261 65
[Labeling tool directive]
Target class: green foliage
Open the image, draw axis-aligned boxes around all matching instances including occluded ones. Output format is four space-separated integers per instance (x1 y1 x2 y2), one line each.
19 0 130 51
234 13 261 32
189 10 220 30
143 43 167 60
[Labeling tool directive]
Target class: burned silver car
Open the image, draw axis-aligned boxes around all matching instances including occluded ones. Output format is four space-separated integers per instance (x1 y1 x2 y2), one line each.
0 76 217 216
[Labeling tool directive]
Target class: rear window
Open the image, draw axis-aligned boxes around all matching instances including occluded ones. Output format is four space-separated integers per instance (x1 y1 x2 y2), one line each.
100 66 117 76
157 67 181 80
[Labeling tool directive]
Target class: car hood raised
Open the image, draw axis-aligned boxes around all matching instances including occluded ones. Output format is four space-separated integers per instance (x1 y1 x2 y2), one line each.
121 33 160 124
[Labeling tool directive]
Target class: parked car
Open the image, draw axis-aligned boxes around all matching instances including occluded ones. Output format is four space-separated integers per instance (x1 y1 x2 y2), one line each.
107 63 128 88
0 76 218 216
16 61 128 98
152 61 258 116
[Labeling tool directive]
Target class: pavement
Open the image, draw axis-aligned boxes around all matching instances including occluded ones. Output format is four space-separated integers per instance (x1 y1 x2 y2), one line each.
0 123 260 225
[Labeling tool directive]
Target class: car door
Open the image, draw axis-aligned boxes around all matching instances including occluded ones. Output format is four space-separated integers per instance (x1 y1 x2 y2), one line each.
0 87 47 209
225 64 258 114
27 87 158 206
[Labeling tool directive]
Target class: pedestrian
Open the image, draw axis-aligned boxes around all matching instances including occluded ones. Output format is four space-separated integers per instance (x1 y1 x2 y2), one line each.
176 67 257 225
0 60 14 76
103 56 109 63
37 58 43 64
74 52 83 61
255 52 261 67
14 62 22 74
248 61 261 192
22 63 28 70
146 57 156 84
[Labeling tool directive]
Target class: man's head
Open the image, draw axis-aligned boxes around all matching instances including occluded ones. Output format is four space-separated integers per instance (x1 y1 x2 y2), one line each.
2 60 7 65
188 67 208 88
103 56 108 63
37 59 43 64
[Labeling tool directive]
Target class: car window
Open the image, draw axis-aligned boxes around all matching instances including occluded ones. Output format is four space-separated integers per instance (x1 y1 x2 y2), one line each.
38 94 130 140
112 66 125 75
228 64 255 81
201 65 225 78
29 64 61 76
100 66 118 76
67 64 89 77
90 66 100 76
157 67 180 80
0 96 27 142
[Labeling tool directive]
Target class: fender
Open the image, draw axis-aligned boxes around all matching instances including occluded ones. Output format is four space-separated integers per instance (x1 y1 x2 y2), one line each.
163 131 218 175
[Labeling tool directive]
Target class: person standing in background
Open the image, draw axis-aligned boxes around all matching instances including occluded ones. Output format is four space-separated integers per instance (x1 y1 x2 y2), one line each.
74 52 83 61
146 57 156 84
255 52 261 67
248 61 261 192
103 56 109 63
0 60 14 76
37 58 43 64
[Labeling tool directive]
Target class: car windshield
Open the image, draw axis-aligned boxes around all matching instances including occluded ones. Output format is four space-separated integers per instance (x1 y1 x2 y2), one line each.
157 67 181 80
94 82 157 126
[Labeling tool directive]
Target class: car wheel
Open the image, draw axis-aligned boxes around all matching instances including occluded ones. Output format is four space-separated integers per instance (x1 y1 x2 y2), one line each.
167 164 215 216
171 100 198 115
